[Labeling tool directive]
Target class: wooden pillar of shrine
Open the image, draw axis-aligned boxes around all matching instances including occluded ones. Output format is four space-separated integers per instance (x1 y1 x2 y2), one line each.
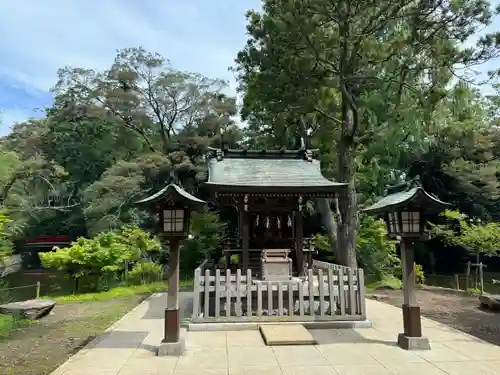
240 205 249 272
295 210 304 276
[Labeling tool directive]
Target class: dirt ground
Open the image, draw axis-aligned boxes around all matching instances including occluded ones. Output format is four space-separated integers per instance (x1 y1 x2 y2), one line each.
0 295 145 375
367 286 500 346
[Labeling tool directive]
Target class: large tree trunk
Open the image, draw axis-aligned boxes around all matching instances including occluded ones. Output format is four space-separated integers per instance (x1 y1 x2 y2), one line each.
316 198 340 260
337 100 358 268
337 141 358 268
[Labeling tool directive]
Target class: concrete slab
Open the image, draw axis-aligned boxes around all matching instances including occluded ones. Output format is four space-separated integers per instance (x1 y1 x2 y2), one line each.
259 324 317 346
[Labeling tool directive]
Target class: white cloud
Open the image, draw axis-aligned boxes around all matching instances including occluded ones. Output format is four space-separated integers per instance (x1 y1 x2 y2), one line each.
0 0 260 95
0 108 42 135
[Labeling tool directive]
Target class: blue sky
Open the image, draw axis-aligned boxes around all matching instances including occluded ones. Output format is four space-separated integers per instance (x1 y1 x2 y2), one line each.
0 0 262 134
0 1 499 135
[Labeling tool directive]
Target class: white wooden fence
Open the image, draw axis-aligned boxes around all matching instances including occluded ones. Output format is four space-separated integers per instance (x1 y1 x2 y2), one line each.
191 261 366 323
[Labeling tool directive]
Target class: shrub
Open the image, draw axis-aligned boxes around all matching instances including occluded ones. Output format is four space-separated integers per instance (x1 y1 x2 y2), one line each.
230 254 239 265
394 262 425 284
414 263 425 284
181 211 226 275
128 261 163 284
356 215 400 280
313 234 331 254
466 287 481 296
0 280 12 304
40 226 161 292
366 275 403 290
0 210 14 265
0 314 20 339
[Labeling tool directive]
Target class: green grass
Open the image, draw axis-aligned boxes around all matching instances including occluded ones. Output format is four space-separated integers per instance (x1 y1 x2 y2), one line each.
0 296 143 375
0 314 17 338
0 314 32 339
44 280 193 304
366 275 403 290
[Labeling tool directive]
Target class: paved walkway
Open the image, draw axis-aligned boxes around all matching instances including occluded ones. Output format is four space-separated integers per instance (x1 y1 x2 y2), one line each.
51 293 500 375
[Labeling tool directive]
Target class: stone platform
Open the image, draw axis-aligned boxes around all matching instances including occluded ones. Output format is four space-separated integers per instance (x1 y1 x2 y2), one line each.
0 299 56 320
260 324 317 346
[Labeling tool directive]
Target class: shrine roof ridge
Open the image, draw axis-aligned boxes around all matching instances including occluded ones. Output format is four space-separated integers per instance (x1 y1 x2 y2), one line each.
207 147 320 160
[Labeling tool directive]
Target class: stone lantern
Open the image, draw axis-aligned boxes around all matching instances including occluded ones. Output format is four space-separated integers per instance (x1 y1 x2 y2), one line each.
362 176 449 350
136 183 205 356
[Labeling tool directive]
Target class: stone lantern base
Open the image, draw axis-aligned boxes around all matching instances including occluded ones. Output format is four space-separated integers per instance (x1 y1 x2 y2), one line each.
397 333 430 350
157 336 186 356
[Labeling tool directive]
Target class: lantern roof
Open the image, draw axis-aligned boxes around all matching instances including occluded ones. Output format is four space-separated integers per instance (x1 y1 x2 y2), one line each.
362 176 450 214
135 183 206 210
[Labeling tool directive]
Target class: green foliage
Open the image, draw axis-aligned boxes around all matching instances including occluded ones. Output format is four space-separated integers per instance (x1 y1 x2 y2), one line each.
181 211 226 274
414 263 425 285
466 287 482 296
3 31 500 285
366 275 403 290
430 210 500 257
313 234 335 262
0 209 13 264
230 254 240 265
235 0 500 268
128 261 163 284
118 226 161 255
356 215 400 280
0 314 25 339
393 262 425 285
39 226 160 288
313 234 331 254
46 282 172 303
0 47 242 247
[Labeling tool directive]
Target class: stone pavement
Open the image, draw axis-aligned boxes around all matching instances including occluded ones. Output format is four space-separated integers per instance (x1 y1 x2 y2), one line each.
51 293 500 375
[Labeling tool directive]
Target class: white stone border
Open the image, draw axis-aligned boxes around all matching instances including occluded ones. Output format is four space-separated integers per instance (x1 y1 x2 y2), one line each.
187 319 372 331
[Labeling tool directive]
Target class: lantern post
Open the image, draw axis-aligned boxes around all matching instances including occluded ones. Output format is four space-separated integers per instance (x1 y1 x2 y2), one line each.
363 176 449 350
136 184 205 356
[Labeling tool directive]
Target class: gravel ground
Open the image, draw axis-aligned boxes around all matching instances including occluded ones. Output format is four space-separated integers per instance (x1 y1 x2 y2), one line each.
367 286 500 346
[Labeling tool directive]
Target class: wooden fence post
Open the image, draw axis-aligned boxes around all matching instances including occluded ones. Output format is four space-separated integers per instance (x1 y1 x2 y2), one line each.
454 274 460 291
479 262 484 295
36 281 41 299
466 261 471 290
358 269 366 319
192 268 201 319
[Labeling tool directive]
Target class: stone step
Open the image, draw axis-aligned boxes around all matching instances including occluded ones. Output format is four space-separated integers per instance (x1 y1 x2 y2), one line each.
259 324 317 346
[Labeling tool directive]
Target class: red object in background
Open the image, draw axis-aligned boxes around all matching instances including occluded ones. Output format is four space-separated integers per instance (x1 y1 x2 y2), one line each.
25 235 70 244
24 235 71 249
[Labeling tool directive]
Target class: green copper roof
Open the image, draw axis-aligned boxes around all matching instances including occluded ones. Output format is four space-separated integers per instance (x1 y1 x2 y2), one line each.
362 186 449 213
135 184 205 208
205 148 346 191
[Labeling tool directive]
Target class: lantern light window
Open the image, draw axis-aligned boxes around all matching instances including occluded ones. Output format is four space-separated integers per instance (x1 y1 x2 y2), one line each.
163 209 185 233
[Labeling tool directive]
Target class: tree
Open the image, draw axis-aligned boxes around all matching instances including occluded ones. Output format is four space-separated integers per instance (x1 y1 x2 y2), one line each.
43 105 145 187
0 146 76 236
404 84 500 221
53 47 236 155
181 211 227 274
235 0 500 267
50 47 240 233
431 210 500 258
2 119 49 159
